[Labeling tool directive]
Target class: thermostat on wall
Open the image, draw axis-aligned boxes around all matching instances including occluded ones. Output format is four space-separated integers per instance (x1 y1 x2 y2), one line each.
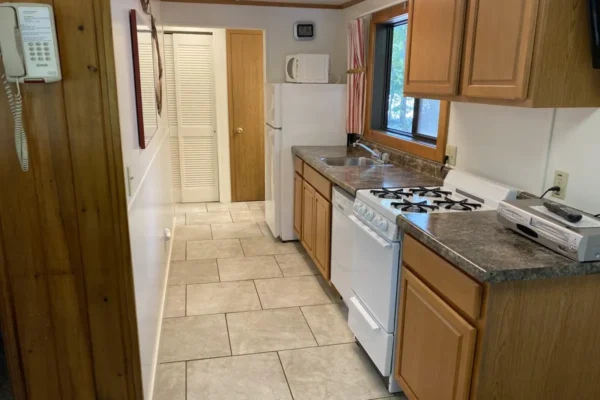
294 22 315 41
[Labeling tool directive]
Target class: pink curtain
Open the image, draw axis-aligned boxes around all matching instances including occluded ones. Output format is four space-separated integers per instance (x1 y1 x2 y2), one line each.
346 17 369 136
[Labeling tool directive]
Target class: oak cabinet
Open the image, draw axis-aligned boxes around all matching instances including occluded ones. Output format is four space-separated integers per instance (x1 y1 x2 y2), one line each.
404 0 600 107
461 0 539 100
395 268 476 400
301 181 316 256
313 191 331 280
294 173 303 238
405 0 467 96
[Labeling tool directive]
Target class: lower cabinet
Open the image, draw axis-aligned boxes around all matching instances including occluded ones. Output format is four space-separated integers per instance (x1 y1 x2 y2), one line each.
293 158 333 281
301 181 316 256
293 173 303 237
395 268 476 400
313 191 331 279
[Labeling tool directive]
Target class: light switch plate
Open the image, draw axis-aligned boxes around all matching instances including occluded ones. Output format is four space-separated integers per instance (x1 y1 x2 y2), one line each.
445 145 458 166
552 170 569 200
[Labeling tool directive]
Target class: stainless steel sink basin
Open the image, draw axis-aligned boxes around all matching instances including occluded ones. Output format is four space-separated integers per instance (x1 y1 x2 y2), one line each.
320 157 387 167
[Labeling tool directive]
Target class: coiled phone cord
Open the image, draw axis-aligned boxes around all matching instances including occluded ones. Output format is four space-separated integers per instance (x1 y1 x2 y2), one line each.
2 72 29 172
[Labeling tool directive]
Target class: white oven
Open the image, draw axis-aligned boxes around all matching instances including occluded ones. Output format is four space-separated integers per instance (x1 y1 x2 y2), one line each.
347 214 401 379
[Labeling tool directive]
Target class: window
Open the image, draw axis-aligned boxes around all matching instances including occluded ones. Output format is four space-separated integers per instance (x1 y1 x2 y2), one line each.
365 4 450 162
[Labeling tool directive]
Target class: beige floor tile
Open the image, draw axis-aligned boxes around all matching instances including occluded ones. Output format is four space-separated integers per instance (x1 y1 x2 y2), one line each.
254 276 331 309
168 259 219 286
211 222 262 239
187 281 261 316
176 203 207 214
206 202 250 212
164 285 186 318
230 209 266 223
217 256 282 281
258 221 274 238
187 353 292 400
301 304 354 345
317 274 343 303
279 343 390 400
171 241 186 261
240 237 298 257
175 214 186 226
174 225 212 241
158 315 230 362
187 239 243 260
227 308 317 355
154 362 185 400
187 212 232 225
247 201 265 211
275 253 319 277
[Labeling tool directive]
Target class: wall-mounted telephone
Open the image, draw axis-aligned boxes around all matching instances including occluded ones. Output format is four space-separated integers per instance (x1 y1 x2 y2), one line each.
0 3 62 171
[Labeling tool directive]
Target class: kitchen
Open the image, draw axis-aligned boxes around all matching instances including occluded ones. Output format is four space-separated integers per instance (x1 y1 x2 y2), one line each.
152 0 600 399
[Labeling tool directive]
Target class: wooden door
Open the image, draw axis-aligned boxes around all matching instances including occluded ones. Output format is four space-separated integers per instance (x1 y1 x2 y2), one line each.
226 29 265 201
313 192 331 280
301 181 316 256
395 268 476 400
461 0 539 99
294 173 303 238
404 0 467 96
170 33 220 202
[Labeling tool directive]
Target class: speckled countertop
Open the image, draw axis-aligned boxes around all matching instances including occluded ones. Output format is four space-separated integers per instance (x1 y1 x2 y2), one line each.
399 211 600 283
292 146 442 196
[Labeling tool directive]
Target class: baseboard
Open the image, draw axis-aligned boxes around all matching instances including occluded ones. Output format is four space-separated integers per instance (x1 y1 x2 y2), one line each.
146 215 176 400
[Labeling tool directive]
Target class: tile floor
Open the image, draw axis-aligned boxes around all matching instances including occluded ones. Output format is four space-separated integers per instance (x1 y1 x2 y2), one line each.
154 202 406 400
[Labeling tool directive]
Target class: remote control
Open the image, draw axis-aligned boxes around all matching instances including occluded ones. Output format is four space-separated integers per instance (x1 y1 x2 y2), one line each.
543 201 583 223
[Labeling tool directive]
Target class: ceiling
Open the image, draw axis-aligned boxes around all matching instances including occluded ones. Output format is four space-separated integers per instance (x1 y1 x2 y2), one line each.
164 0 366 9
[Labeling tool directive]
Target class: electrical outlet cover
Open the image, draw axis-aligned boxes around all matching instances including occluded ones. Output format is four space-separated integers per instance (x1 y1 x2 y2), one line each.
552 170 569 200
445 145 458 166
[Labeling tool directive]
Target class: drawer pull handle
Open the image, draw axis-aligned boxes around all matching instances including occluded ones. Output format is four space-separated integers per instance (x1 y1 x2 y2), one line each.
350 296 380 331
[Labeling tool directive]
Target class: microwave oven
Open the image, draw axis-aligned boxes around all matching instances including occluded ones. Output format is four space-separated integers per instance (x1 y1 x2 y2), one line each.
285 54 330 83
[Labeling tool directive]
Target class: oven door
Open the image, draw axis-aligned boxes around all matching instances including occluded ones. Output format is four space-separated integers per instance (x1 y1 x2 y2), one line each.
349 215 400 333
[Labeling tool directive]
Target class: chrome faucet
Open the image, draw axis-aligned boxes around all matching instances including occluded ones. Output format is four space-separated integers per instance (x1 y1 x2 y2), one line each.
352 141 390 163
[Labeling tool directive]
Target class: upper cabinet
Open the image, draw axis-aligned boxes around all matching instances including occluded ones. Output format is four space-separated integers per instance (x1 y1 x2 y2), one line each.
404 0 467 96
404 0 600 107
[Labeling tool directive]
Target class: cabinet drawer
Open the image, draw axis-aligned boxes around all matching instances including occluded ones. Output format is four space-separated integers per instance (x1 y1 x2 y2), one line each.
294 156 303 175
303 164 331 201
403 235 482 320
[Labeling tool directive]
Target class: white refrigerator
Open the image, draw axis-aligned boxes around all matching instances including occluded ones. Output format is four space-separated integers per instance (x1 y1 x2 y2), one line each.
265 83 347 241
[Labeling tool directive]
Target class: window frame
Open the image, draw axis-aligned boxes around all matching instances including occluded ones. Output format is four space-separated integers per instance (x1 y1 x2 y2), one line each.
364 3 450 163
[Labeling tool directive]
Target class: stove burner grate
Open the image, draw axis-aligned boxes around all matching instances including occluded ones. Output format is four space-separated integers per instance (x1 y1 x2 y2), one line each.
370 188 413 199
434 197 483 211
409 186 453 198
391 200 440 213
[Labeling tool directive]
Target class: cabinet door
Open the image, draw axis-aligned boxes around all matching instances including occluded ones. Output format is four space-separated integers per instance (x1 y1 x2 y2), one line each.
461 0 539 100
395 268 476 400
301 181 316 256
313 191 331 280
404 0 467 96
293 173 303 238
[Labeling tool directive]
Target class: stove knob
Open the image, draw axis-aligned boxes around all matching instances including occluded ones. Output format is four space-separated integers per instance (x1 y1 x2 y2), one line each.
378 220 388 231
365 210 375 221
353 203 360 212
359 206 367 216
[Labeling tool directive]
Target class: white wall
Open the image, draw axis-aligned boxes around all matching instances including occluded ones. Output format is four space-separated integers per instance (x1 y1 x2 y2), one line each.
111 0 174 398
161 2 346 83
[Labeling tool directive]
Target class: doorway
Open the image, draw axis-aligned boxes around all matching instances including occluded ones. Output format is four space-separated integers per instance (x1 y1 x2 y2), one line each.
226 29 266 202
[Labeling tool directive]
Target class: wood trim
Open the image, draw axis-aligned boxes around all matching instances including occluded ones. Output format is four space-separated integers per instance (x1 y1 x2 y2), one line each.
364 4 450 163
161 0 363 9
294 156 303 176
129 10 147 150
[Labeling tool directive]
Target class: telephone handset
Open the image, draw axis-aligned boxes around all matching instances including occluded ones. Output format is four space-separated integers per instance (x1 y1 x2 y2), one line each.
0 3 62 171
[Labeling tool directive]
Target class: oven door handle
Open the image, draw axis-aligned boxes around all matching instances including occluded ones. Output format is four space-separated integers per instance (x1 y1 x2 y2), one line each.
349 296 380 331
349 215 391 249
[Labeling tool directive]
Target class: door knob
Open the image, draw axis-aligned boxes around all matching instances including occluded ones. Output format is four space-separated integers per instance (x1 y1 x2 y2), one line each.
235 127 243 134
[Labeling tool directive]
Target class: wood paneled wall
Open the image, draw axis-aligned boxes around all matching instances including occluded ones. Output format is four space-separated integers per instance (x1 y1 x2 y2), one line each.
0 0 142 399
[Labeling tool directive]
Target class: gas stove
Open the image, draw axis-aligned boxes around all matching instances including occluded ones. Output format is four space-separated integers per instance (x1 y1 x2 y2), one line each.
353 170 519 241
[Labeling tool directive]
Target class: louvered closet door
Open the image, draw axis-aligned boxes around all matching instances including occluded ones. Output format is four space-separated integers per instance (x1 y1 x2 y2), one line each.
168 33 219 203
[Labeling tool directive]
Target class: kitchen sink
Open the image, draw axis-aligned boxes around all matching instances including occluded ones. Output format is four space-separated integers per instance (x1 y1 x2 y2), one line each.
320 157 388 167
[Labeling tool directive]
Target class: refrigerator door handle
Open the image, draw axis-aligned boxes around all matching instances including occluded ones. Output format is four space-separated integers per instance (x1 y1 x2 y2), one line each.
266 122 282 130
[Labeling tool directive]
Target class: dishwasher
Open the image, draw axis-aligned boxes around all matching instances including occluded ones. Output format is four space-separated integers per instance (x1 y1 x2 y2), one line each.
330 187 355 303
